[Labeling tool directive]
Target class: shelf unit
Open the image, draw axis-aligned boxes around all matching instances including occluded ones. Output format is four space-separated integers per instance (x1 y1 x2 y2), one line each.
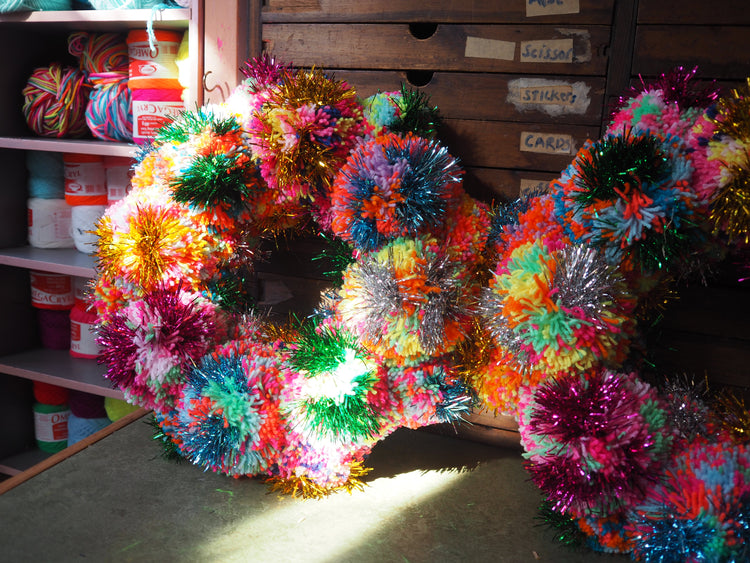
0 6 202 476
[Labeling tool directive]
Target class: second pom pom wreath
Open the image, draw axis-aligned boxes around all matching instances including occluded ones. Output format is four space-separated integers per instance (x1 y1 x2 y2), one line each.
89 56 750 560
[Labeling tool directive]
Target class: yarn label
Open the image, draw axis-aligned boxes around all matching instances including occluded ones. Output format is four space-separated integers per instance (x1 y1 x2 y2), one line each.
132 100 185 141
526 0 580 17
30 272 74 310
128 40 180 81
520 132 574 155
34 409 70 442
71 319 100 358
64 161 107 198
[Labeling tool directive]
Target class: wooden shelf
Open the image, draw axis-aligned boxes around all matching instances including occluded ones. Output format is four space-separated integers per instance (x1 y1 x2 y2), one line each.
0 137 137 158
0 348 122 400
0 247 96 278
0 8 190 30
0 449 51 477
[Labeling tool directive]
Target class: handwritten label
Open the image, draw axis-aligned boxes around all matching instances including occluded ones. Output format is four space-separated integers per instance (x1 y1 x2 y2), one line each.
520 84 576 105
520 132 573 155
520 178 551 195
526 0 580 17
465 36 516 60
520 38 574 63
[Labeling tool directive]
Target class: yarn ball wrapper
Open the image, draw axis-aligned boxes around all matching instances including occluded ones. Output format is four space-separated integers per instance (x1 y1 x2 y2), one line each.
518 368 675 519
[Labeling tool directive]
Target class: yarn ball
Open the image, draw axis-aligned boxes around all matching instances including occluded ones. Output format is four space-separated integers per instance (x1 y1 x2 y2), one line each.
627 438 750 563
518 369 674 518
478 241 635 379
171 338 291 477
96 286 217 412
68 389 107 418
85 72 132 142
336 236 473 363
330 131 462 253
104 396 141 421
67 413 111 445
33 381 69 405
23 63 91 138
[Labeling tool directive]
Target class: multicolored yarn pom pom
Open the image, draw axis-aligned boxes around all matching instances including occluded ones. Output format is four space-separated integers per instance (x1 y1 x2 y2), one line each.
247 67 371 221
96 286 217 412
336 236 472 363
518 369 674 518
330 131 462 252
627 438 750 563
172 338 291 477
479 241 634 378
362 84 442 139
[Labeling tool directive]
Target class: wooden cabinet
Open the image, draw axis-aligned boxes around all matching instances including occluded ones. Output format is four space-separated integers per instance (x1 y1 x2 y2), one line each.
0 6 201 476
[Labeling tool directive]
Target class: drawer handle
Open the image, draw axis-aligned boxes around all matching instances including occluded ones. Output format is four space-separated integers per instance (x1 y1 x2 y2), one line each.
406 70 434 88
408 23 438 40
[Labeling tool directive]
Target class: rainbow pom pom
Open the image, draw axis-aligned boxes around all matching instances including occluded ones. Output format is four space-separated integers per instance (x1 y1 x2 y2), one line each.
479 241 634 378
336 236 472 363
518 369 674 518
330 132 462 252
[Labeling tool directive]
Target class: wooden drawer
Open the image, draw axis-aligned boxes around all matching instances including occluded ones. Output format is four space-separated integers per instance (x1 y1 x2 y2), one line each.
439 119 600 172
462 167 557 202
638 0 750 25
263 23 610 75
333 70 606 126
633 25 750 79
262 0 616 25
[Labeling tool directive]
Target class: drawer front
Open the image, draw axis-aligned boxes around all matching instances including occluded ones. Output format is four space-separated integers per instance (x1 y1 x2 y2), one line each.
263 24 610 75
263 0 615 24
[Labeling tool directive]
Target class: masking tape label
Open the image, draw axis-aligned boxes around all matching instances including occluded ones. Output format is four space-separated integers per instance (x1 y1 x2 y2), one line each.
520 38 574 63
507 78 591 116
520 178 551 195
526 0 580 17
465 36 516 60
520 132 573 155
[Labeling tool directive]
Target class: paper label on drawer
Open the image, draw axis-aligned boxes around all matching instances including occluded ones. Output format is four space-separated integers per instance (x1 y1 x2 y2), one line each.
520 178 551 195
465 36 516 61
520 38 574 63
507 78 591 116
526 0 580 17
520 132 574 155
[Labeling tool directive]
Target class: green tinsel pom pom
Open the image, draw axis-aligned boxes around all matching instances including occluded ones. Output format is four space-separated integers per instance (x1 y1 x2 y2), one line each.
390 83 442 139
170 151 254 210
154 107 240 144
147 415 184 463
574 132 671 206
534 500 587 549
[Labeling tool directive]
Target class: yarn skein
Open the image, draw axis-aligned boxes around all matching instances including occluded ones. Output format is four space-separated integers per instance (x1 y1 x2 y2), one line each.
22 63 90 138
26 151 65 199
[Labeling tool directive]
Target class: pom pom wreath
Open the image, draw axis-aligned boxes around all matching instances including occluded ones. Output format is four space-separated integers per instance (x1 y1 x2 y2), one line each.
330 131 462 252
95 286 217 412
171 339 291 477
246 67 371 219
336 236 473 363
362 84 442 139
479 241 634 379
627 439 750 563
518 369 674 518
